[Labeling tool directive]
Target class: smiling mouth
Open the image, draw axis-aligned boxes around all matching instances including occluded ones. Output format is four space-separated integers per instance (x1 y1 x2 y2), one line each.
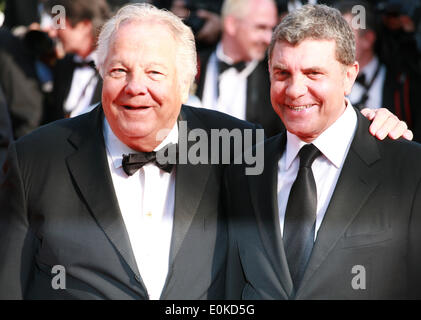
286 104 317 111
122 105 150 110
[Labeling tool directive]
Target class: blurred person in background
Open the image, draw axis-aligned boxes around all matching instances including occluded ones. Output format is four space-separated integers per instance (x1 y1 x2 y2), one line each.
3 0 41 30
375 0 421 76
0 28 46 138
196 0 285 138
337 0 421 142
43 0 111 122
170 0 223 52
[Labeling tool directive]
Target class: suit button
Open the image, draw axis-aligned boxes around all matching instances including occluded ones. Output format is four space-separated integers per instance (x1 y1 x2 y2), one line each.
134 274 141 283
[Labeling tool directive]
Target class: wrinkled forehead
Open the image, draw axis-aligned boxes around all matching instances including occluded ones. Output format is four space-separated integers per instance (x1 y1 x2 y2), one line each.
269 38 345 69
111 18 175 43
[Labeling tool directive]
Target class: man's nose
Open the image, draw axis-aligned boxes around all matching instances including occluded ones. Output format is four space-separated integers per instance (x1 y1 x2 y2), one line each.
124 72 148 96
285 75 308 99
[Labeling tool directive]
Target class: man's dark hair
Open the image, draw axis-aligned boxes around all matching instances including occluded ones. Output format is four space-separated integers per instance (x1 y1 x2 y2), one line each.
45 0 111 38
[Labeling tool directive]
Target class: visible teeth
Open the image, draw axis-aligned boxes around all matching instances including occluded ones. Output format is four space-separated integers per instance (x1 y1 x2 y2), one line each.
287 105 314 111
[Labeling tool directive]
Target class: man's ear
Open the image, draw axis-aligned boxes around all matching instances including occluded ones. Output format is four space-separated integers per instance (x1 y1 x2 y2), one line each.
223 15 238 36
344 61 359 95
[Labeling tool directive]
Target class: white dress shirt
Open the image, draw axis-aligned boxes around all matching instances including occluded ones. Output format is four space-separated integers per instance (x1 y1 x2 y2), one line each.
201 42 258 120
103 119 178 300
278 102 358 240
64 52 99 118
348 55 386 109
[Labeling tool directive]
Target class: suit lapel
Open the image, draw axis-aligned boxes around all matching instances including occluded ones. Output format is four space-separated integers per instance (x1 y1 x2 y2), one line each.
65 106 141 281
161 107 212 298
248 134 294 298
296 111 381 298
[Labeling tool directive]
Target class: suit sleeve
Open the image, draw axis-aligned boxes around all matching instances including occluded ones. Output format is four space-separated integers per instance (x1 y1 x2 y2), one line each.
408 177 421 299
0 142 38 299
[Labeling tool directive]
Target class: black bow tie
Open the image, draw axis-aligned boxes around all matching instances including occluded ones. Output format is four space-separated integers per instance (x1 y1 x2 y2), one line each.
73 60 96 69
122 143 177 176
218 60 247 74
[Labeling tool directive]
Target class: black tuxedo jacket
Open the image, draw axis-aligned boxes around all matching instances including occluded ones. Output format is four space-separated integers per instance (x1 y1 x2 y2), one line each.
44 54 102 123
0 104 258 299
0 87 12 181
196 49 284 137
225 110 421 299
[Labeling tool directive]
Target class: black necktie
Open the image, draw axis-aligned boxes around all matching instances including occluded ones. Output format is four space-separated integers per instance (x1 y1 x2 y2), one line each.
283 143 321 291
122 143 177 176
218 60 246 75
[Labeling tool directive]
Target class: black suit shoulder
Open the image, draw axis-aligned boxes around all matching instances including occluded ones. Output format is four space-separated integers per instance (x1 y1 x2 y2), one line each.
181 104 259 131
17 108 93 145
12 107 100 177
374 136 421 182
355 113 421 178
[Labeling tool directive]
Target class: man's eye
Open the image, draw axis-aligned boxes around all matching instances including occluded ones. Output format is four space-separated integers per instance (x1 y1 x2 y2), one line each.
149 70 165 79
274 70 289 79
308 71 322 78
109 68 126 77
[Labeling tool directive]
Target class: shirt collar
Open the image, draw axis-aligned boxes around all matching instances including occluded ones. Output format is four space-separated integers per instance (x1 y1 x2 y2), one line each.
216 42 235 65
285 99 358 169
103 118 179 169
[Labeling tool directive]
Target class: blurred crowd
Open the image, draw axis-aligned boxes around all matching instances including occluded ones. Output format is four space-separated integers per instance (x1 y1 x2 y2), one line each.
1 0 421 172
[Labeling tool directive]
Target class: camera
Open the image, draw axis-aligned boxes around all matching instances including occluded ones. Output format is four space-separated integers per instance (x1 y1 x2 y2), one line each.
183 0 221 34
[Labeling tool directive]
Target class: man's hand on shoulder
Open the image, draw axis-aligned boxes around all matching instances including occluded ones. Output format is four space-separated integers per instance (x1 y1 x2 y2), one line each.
361 108 413 141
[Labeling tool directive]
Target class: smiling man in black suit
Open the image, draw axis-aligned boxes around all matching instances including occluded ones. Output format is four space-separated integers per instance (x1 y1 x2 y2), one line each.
225 4 421 299
0 3 261 300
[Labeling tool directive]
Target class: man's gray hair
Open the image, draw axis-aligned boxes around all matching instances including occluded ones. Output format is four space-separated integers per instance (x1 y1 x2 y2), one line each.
96 3 197 91
268 4 355 66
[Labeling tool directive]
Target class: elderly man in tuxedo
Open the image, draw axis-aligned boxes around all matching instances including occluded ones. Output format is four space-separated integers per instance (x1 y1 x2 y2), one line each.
0 3 261 300
0 3 413 300
225 4 421 299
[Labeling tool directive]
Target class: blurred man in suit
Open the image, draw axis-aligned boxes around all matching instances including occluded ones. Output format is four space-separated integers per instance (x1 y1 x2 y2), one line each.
196 0 285 137
225 4 421 299
337 0 421 142
0 28 45 138
43 0 111 122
